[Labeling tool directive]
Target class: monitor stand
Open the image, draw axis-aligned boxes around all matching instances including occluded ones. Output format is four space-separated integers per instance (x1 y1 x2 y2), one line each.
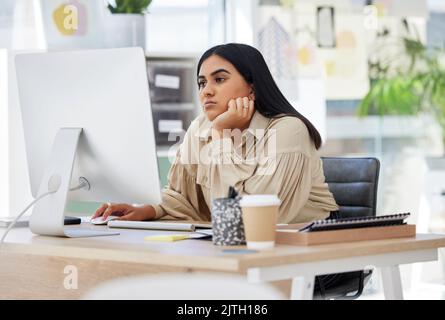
29 128 119 238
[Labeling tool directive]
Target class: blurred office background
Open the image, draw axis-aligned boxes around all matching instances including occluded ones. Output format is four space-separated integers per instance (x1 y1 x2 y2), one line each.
1 0 445 299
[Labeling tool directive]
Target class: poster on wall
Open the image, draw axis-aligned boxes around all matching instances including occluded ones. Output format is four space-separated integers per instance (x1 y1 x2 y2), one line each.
318 14 369 100
255 5 326 138
256 4 369 100
256 5 298 80
38 0 106 49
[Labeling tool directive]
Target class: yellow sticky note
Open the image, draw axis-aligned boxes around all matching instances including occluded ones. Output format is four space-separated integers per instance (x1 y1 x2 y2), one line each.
144 234 189 242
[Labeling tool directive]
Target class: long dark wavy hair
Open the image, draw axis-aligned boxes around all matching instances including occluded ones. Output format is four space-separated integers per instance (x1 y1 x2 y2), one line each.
197 43 322 149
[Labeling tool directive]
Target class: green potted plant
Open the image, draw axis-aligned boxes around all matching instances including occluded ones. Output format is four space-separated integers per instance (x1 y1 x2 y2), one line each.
105 0 153 49
357 19 445 146
107 0 152 14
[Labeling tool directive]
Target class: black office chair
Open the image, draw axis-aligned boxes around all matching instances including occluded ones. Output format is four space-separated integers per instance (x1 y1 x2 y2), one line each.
313 157 380 300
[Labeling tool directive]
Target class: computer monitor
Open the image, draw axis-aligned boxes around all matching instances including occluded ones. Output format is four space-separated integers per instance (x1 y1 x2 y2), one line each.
15 47 162 237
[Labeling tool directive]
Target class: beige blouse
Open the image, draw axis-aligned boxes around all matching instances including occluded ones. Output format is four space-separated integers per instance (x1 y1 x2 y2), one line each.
152 111 339 224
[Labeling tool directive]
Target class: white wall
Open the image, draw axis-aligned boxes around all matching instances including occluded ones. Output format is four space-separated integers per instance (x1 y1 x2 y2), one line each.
225 0 257 45
0 0 39 217
0 2 14 48
0 49 34 218
0 50 8 217
428 0 445 12
8 50 33 217
145 4 210 54
0 0 14 218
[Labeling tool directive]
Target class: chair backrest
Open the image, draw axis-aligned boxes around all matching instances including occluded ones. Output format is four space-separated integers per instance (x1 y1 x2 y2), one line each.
321 157 380 219
82 272 286 300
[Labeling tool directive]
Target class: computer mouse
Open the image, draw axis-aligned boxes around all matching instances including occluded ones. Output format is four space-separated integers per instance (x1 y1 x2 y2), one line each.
90 215 119 225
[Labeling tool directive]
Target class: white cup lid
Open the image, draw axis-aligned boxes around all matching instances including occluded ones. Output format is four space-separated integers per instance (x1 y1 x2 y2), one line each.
239 194 281 207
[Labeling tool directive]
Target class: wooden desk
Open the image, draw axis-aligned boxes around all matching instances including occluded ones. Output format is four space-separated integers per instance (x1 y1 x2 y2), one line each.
1 223 445 300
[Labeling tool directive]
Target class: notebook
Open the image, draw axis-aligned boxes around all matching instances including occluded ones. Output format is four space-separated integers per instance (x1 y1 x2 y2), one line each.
107 220 212 232
298 213 411 232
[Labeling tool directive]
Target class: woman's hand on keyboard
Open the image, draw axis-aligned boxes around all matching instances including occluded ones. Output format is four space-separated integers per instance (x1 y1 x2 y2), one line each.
92 203 156 221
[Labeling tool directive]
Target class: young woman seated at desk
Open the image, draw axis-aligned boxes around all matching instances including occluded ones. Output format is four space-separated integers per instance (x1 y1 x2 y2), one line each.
91 43 339 224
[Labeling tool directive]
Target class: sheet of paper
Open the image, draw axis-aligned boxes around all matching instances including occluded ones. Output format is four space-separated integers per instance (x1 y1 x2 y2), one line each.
158 119 183 133
155 74 180 89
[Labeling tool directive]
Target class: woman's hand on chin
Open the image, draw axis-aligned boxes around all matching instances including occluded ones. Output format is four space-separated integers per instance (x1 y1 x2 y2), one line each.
212 97 255 137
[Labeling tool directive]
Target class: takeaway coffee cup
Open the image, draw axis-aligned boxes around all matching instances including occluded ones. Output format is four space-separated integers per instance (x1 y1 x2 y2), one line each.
239 195 281 250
